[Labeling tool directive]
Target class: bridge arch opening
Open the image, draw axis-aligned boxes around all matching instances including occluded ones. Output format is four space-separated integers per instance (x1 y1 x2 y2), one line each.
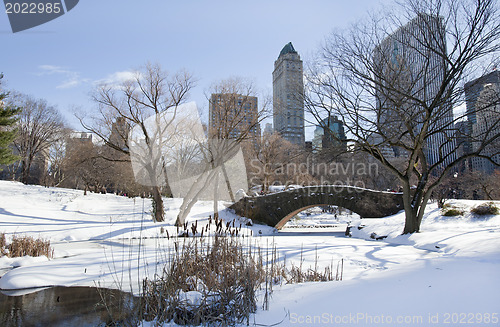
275 204 359 230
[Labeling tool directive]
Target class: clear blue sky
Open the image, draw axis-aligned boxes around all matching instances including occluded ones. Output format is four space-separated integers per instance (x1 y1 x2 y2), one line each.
1 0 390 140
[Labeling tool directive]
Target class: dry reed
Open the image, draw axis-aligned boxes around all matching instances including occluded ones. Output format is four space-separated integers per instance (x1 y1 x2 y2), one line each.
0 233 53 258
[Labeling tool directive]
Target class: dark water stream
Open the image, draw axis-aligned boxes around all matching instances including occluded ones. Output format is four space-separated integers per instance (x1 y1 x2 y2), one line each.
0 286 139 326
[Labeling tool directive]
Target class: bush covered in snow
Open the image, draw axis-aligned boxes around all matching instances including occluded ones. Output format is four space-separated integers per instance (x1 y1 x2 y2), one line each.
471 202 499 216
441 204 465 217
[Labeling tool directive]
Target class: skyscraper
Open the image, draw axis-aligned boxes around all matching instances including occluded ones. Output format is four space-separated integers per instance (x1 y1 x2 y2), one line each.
373 14 456 168
469 81 500 174
208 93 260 143
459 71 500 172
312 116 347 153
465 71 500 125
273 42 304 146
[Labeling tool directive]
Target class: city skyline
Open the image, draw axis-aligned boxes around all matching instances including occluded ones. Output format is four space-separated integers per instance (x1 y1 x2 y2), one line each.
0 0 390 141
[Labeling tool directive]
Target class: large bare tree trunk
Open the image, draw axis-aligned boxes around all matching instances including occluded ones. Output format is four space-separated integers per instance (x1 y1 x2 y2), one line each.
213 169 220 219
151 186 164 222
402 206 420 234
21 160 30 184
175 167 219 226
402 182 433 234
220 163 235 202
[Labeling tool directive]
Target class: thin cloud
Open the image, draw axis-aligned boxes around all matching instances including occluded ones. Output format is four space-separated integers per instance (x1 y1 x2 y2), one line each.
94 71 137 87
37 66 139 90
37 65 89 89
38 65 67 73
57 79 81 89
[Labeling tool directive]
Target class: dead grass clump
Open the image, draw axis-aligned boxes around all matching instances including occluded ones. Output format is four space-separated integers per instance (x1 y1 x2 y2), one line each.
176 215 246 238
141 235 344 326
276 245 343 285
286 260 343 284
0 233 7 256
141 235 265 326
140 219 344 326
0 234 54 258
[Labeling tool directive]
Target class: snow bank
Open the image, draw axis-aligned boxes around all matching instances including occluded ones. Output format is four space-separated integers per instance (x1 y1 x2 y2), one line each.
0 181 275 242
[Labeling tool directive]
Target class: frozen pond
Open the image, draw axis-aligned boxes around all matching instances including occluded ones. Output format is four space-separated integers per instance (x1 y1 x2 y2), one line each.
0 286 138 326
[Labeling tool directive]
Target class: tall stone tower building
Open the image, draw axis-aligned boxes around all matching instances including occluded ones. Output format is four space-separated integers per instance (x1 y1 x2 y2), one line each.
273 42 304 146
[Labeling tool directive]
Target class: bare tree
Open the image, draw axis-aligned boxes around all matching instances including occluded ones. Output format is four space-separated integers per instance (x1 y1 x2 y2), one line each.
63 140 114 194
247 132 308 193
10 94 65 184
42 127 73 187
173 78 270 226
79 63 195 222
58 133 142 195
306 0 500 233
432 169 500 205
429 170 463 207
470 169 500 200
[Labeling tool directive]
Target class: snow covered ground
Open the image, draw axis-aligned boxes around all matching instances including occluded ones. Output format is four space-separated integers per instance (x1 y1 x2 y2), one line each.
260 203 500 327
0 180 499 326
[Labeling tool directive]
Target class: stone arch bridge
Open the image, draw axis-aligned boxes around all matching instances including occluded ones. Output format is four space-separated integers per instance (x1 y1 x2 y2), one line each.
230 185 403 229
